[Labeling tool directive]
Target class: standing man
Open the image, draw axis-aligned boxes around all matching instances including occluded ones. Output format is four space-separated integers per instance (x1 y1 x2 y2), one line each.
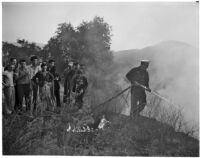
5 58 19 111
48 59 61 107
15 59 31 112
71 69 88 109
32 63 54 111
126 60 151 119
63 61 72 103
2 64 15 114
63 61 79 104
28 55 41 113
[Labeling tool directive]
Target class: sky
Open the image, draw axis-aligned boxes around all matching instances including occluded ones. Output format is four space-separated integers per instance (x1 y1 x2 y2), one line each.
2 2 199 51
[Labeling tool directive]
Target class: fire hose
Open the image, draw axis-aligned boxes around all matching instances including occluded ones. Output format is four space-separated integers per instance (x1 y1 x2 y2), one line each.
134 81 178 106
92 81 178 113
92 85 133 112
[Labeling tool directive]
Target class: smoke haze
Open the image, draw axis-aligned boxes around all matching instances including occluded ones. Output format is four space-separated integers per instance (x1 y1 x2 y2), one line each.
114 40 199 126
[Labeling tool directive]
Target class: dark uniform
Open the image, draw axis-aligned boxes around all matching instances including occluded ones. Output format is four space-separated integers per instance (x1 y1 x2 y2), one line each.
126 62 150 117
71 73 88 109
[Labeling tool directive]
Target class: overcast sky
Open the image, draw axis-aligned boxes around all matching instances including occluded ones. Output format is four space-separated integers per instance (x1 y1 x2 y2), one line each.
2 2 199 51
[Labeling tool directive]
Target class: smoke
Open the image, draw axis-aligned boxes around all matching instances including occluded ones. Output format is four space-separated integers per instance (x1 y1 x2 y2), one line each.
114 41 199 127
149 41 199 125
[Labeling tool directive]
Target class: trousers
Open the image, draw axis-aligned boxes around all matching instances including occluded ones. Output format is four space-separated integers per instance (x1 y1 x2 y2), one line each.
54 88 61 107
31 81 39 111
130 86 146 117
17 84 31 111
3 86 15 112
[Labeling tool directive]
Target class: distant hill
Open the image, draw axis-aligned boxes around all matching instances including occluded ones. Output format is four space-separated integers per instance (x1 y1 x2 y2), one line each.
113 40 199 127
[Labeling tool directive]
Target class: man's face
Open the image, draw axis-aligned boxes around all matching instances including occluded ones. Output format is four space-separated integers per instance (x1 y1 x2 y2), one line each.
20 61 26 68
42 65 47 71
32 59 38 65
49 62 55 67
141 63 149 70
12 59 17 66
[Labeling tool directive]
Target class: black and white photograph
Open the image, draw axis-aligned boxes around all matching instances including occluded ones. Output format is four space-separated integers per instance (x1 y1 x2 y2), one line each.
2 1 199 156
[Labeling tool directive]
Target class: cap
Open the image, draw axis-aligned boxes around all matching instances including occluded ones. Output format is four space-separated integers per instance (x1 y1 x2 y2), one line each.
141 60 150 64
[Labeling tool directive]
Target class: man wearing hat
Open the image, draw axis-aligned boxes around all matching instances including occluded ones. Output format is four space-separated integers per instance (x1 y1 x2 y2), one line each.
27 55 41 113
126 60 151 119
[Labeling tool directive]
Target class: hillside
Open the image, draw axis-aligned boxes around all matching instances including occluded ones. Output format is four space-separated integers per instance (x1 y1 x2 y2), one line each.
3 111 199 156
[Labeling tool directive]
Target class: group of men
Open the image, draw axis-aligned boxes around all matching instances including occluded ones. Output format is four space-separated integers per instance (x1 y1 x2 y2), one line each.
2 56 88 115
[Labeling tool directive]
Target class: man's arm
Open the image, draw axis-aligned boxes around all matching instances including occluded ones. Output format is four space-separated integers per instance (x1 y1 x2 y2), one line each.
15 69 29 80
145 72 151 92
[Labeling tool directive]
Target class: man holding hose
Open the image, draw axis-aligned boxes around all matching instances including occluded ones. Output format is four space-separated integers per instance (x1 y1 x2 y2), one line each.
126 60 151 119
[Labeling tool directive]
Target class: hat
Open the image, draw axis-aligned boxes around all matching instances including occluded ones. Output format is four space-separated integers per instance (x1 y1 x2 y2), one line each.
30 55 38 61
141 60 150 64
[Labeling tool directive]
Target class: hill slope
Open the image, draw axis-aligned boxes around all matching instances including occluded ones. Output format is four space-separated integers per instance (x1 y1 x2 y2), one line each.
3 112 199 156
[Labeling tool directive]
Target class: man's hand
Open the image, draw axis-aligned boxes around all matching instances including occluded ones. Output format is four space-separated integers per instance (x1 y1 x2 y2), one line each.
146 87 151 92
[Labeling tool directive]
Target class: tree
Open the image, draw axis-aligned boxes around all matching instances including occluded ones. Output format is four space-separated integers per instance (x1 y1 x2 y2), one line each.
76 16 113 68
43 16 113 74
2 39 42 65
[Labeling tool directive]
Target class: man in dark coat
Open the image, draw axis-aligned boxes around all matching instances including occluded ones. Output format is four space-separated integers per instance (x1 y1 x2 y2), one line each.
63 61 79 103
71 69 88 109
126 60 151 118
63 61 72 103
48 59 61 107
